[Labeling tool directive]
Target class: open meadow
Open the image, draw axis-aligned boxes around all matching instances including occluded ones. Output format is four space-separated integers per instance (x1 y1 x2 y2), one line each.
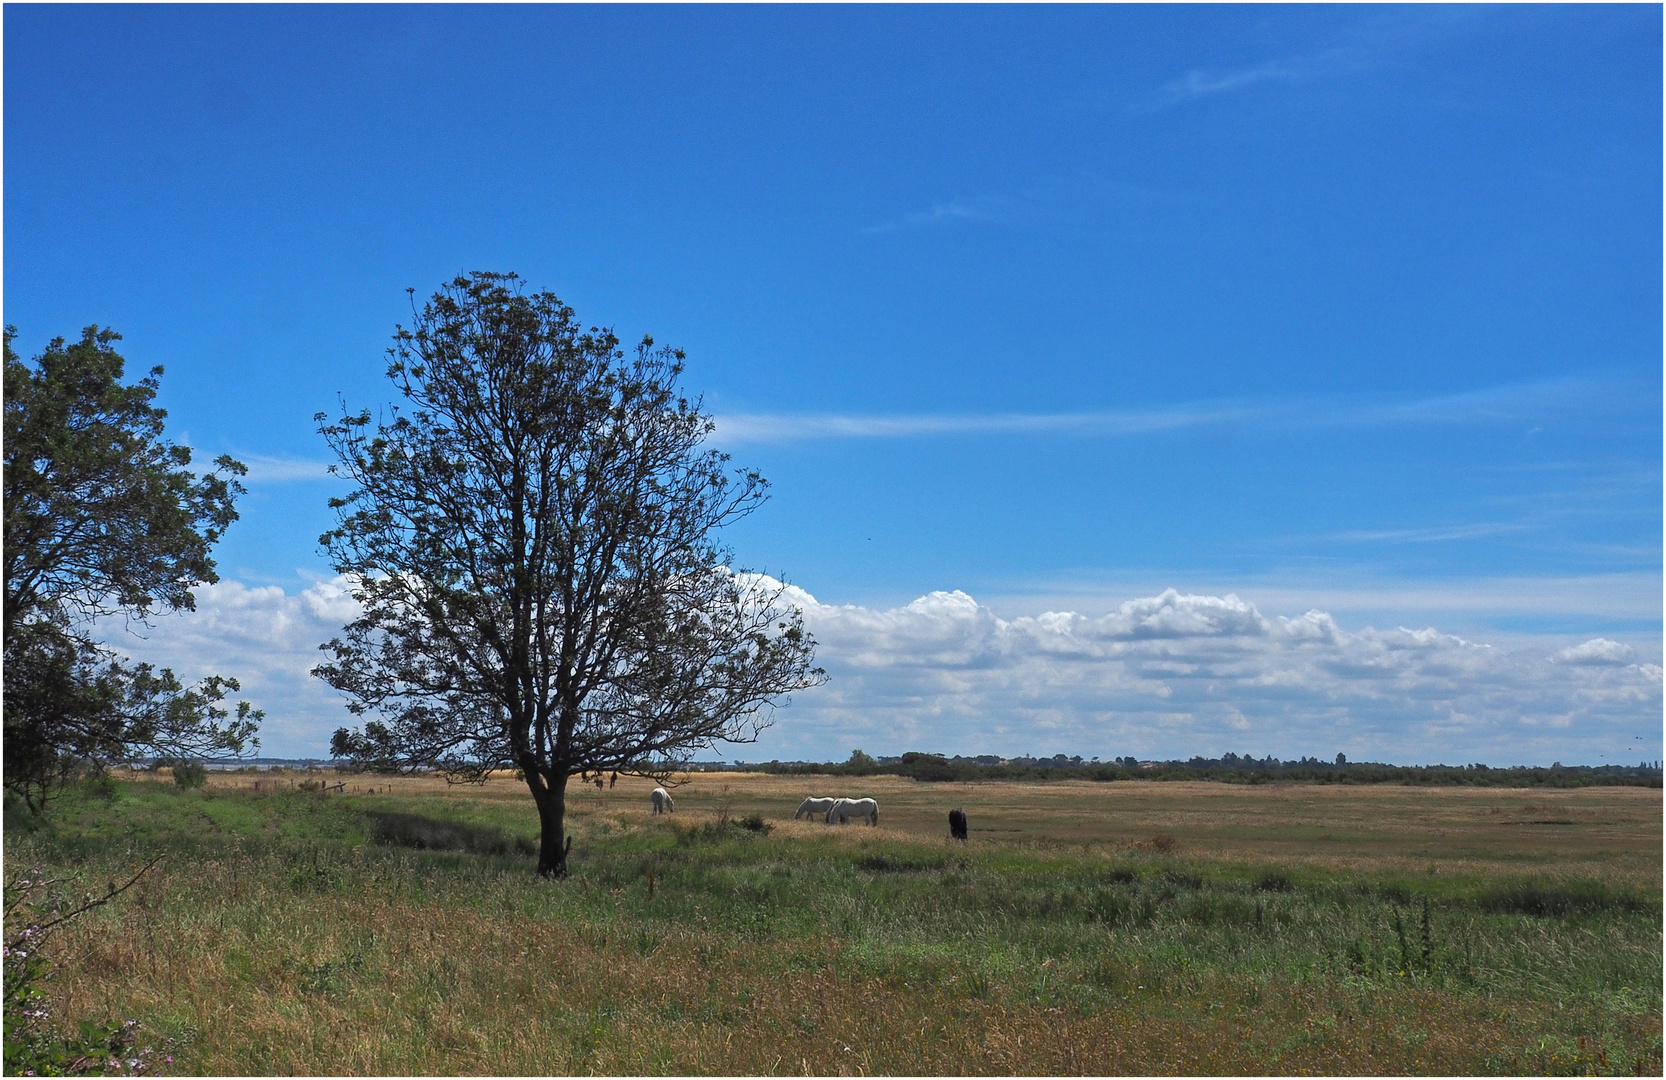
5 770 1660 1075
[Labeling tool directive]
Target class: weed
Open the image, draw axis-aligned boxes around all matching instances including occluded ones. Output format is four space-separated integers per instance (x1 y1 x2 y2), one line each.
296 952 361 995
1254 872 1294 893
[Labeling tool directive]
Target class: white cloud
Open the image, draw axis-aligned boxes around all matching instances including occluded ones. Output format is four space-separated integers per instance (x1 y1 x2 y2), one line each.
99 579 1663 765
1552 638 1637 666
95 577 361 757
1325 523 1529 544
237 455 339 483
710 404 1250 444
708 378 1638 447
1150 62 1301 107
766 585 1660 765
861 197 1003 235
1136 9 1484 113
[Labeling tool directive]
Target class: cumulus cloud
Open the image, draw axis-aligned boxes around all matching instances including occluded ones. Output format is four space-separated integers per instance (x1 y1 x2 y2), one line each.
1552 638 1637 666
766 585 1660 765
95 577 361 757
98 579 1662 764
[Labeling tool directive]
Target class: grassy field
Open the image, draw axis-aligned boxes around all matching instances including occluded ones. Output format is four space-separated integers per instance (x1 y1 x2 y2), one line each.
4 769 1660 1075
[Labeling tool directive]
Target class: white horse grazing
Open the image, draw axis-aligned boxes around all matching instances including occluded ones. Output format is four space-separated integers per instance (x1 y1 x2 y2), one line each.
651 787 675 814
795 796 838 821
826 797 879 826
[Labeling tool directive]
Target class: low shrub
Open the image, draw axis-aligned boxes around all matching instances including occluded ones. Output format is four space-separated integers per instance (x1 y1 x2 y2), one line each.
172 762 208 789
1253 872 1294 893
363 810 535 858
735 813 772 835
1477 881 1657 918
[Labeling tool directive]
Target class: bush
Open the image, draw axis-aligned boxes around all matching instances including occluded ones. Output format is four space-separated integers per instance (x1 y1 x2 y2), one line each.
363 810 535 858
171 762 208 789
679 815 773 844
73 770 121 801
1477 881 1656 918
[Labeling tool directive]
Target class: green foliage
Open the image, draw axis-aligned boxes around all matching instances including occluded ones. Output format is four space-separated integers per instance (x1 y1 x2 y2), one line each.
3 326 260 812
170 761 208 789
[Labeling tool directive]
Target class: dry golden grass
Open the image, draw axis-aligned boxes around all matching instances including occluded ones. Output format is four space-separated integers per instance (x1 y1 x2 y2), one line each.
179 767 1659 881
20 769 1661 1076
46 851 1657 1076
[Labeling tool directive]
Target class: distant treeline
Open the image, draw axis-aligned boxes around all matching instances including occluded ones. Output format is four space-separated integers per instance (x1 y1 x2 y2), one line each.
693 750 1663 788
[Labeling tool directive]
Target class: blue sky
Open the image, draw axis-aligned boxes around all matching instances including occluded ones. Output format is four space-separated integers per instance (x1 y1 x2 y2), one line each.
7 5 1660 764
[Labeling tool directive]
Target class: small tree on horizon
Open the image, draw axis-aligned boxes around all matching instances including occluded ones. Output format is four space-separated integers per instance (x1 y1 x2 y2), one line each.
317 273 824 877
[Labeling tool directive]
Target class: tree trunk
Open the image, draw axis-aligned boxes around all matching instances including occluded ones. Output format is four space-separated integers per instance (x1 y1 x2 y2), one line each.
533 770 571 877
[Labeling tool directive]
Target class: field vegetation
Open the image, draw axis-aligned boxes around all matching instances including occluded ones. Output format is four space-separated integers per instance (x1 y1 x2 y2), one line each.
4 769 1660 1075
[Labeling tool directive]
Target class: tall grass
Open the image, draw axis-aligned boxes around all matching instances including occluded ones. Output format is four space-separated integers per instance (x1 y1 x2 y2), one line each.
4 777 1659 1075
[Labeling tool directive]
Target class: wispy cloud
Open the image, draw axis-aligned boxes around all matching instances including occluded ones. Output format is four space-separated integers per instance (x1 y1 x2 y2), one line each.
710 377 1635 446
1352 378 1603 424
1324 523 1530 544
1134 46 1362 114
1147 61 1307 109
236 455 339 484
1135 8 1488 113
862 197 1003 235
713 403 1252 444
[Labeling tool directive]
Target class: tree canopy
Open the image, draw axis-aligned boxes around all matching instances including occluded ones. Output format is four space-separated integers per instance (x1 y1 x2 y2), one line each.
3 326 261 811
318 273 823 876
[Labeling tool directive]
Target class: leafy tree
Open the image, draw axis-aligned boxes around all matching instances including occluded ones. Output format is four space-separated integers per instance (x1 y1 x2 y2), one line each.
318 273 823 877
3 326 261 812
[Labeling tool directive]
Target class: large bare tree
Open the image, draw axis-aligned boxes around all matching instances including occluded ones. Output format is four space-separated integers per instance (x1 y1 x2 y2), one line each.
316 273 822 876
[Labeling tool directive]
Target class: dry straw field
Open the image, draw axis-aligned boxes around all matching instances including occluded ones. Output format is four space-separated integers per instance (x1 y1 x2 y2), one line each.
5 768 1660 1075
